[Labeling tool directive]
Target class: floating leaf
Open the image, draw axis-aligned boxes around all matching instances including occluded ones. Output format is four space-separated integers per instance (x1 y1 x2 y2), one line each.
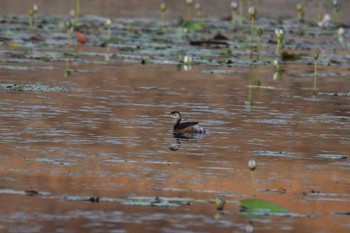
240 198 289 217
183 21 204 30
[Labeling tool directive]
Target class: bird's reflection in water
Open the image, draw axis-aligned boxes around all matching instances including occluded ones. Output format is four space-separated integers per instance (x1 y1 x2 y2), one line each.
168 138 181 151
168 133 205 151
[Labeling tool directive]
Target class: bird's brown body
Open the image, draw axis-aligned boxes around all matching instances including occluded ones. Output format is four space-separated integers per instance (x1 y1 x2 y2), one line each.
168 111 206 136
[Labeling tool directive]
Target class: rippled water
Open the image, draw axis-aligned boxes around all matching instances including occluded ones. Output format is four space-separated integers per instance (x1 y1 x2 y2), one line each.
0 0 350 232
0 58 349 232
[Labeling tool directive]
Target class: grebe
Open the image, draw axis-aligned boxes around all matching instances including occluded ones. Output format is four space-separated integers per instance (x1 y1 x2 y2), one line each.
168 111 206 136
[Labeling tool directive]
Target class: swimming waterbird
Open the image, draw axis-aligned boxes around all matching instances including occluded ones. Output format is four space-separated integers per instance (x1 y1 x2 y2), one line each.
167 111 206 136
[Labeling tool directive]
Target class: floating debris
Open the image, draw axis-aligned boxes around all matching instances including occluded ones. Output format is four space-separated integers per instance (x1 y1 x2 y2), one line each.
0 83 68 92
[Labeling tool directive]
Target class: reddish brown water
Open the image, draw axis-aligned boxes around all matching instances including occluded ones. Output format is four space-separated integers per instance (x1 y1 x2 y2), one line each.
0 59 349 232
0 1 350 233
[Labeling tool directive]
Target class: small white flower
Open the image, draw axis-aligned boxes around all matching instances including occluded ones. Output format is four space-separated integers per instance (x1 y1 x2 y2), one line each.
105 18 111 27
160 2 166 12
231 1 238 10
186 0 193 5
337 27 344 35
273 59 279 66
248 6 257 19
333 0 338 7
33 4 38 12
248 159 257 171
70 9 75 17
323 14 331 22
318 14 331 29
275 28 283 37
184 55 192 65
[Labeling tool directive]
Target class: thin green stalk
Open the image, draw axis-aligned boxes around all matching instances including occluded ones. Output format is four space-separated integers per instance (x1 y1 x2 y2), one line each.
333 8 339 25
187 5 192 20
231 10 235 30
250 18 255 50
257 35 261 59
276 40 280 55
247 65 253 105
161 12 165 33
29 16 33 30
239 0 243 27
76 0 81 19
313 60 318 92
251 170 256 197
313 51 320 93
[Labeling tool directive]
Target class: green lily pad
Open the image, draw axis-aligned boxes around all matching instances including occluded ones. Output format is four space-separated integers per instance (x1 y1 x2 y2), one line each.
240 198 289 217
183 21 205 30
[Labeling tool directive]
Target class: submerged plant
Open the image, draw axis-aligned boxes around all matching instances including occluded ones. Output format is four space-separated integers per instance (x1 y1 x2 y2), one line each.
231 1 238 30
160 2 166 32
275 28 284 56
248 6 257 48
186 0 193 20
296 3 305 23
28 4 38 29
248 159 257 197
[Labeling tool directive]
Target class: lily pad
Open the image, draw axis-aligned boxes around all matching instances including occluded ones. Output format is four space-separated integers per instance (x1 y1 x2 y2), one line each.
0 83 68 92
239 198 289 217
183 21 205 30
123 196 192 207
314 154 348 160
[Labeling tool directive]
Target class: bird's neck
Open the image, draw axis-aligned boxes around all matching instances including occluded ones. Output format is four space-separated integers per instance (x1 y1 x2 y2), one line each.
173 117 181 129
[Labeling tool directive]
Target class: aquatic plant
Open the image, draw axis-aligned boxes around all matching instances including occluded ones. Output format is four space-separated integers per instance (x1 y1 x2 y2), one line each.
337 27 344 45
186 0 193 20
105 18 112 39
313 50 320 94
296 3 305 23
231 1 238 30
256 27 263 58
273 60 282 81
239 0 243 27
28 4 38 29
332 0 339 24
275 28 284 56
195 2 202 19
215 197 226 211
65 19 74 39
76 0 81 19
160 2 166 32
318 14 331 30
248 159 257 196
248 6 257 48
183 55 192 64
246 222 254 233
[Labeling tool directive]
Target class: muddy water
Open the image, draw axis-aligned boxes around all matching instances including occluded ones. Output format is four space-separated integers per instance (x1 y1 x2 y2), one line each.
0 57 349 232
0 0 350 232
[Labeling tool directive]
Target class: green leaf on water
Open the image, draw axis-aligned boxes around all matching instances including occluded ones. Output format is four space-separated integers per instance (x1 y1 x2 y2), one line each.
183 21 204 30
240 198 289 216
